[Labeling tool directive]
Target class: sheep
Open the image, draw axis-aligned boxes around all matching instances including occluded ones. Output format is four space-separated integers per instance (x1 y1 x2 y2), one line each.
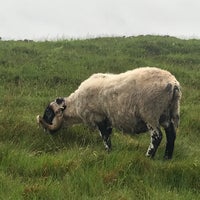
37 67 181 159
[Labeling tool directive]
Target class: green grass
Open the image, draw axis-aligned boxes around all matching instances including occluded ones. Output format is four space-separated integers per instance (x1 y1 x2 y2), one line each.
0 35 200 199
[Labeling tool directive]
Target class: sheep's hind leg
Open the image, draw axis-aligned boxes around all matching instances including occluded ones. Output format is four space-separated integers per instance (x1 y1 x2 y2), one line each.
146 126 163 158
97 119 112 151
164 122 176 159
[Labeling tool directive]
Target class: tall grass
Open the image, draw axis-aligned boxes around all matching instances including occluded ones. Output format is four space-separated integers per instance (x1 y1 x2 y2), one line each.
0 35 200 199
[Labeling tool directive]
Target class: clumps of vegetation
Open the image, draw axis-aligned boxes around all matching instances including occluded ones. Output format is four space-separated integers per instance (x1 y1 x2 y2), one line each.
0 35 199 199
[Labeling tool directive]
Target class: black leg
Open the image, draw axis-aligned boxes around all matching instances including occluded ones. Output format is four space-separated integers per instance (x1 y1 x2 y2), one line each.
146 126 163 158
164 122 176 159
97 118 112 151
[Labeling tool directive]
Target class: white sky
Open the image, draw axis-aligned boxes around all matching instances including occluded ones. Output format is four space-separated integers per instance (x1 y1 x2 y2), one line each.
1 0 200 40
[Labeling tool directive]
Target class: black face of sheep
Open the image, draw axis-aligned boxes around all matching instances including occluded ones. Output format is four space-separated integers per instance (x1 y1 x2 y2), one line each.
37 97 66 134
42 98 66 125
42 105 55 125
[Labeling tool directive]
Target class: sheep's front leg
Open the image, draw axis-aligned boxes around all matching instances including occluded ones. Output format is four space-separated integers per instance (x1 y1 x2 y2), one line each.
164 122 176 159
97 119 112 151
146 126 163 158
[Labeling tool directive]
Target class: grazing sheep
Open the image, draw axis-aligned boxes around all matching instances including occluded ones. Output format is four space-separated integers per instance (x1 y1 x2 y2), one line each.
37 67 181 159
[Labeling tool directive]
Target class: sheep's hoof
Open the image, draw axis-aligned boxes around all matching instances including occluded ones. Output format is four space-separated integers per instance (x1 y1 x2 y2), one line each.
163 155 172 160
105 146 112 153
145 149 156 158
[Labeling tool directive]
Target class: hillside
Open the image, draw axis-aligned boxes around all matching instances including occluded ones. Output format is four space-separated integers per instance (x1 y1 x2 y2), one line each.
0 35 200 199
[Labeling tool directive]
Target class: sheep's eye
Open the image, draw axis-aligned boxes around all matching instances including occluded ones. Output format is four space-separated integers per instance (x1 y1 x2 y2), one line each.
56 98 64 105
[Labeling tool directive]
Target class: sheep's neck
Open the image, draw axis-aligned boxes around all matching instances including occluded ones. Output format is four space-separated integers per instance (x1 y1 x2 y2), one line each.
63 96 82 125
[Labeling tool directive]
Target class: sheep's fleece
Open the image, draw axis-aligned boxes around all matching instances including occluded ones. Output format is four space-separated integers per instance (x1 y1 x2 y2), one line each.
37 67 181 159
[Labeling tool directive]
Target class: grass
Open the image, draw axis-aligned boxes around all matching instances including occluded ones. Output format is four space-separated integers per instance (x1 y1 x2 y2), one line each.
0 35 200 199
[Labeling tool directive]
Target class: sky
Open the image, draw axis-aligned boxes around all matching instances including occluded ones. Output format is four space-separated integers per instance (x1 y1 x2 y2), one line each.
1 0 200 40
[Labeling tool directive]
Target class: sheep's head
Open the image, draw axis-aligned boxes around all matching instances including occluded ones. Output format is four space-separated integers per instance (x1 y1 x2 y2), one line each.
37 97 66 134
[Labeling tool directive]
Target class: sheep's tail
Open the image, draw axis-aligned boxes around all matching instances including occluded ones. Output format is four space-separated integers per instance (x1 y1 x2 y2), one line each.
170 84 182 128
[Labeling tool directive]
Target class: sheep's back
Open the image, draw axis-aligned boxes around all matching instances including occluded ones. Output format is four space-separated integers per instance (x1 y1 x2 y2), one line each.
99 67 180 132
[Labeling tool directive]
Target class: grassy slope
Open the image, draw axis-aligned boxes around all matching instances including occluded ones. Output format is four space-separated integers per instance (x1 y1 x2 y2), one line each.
0 36 200 199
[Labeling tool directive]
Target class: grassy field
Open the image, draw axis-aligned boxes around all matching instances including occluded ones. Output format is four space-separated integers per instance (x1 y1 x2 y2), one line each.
0 35 200 199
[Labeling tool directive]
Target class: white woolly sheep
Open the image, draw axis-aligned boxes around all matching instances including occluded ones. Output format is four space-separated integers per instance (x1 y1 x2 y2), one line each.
37 67 181 159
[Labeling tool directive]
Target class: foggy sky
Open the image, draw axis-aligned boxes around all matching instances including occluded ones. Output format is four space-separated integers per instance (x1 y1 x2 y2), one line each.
1 0 200 40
